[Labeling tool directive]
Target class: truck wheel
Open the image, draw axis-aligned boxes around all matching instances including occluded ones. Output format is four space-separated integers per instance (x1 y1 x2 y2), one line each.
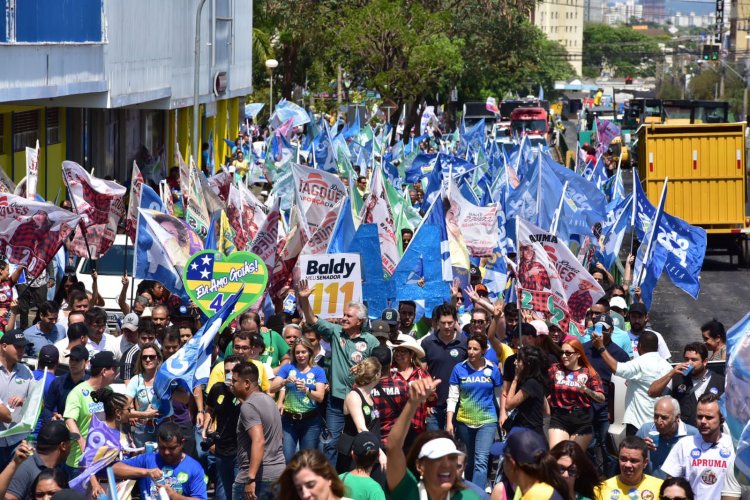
739 236 750 268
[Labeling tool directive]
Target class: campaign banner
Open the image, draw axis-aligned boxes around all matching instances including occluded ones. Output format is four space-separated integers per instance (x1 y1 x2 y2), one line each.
125 161 144 239
25 140 39 201
292 163 347 238
185 158 210 240
184 250 269 327
298 253 362 319
447 181 498 257
517 218 604 330
360 165 400 276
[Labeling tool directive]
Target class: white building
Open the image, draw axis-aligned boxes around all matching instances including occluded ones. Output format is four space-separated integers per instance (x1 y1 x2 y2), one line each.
605 0 643 25
0 0 252 197
534 0 585 75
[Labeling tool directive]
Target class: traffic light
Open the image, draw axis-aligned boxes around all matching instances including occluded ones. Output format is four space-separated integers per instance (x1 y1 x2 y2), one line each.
702 44 719 61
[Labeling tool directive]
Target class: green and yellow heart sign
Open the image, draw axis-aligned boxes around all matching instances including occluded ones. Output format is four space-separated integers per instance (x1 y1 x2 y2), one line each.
183 250 268 324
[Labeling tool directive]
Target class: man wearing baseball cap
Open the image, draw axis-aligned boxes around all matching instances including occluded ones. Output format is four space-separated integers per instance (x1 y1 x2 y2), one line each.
380 309 400 341
45 346 89 423
370 320 391 347
63 351 119 473
0 329 33 469
117 312 140 356
6 421 75 500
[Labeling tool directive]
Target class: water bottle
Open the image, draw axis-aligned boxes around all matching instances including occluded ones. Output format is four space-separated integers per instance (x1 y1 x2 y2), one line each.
25 434 36 455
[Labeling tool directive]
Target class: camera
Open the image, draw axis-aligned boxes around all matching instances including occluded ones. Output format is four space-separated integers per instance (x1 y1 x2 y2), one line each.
200 432 220 451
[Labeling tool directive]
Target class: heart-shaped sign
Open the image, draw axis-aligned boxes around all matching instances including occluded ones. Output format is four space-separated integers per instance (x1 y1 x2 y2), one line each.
183 250 269 325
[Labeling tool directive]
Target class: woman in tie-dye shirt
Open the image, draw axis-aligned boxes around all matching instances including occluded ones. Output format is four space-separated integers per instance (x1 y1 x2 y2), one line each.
446 332 503 491
271 338 327 462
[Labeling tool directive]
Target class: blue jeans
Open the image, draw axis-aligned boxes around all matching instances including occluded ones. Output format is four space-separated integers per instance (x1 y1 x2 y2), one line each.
455 422 496 490
208 453 237 500
324 397 345 466
426 406 447 432
589 407 615 476
282 414 322 462
232 480 274 500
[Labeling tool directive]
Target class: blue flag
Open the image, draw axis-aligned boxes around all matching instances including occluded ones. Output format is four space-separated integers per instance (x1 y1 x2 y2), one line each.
154 287 244 415
540 153 608 228
632 181 668 308
633 171 706 299
327 197 355 253
597 195 633 269
423 189 453 282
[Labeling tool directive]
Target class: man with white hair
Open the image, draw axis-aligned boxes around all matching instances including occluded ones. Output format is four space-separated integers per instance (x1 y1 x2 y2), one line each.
636 396 698 478
296 279 379 467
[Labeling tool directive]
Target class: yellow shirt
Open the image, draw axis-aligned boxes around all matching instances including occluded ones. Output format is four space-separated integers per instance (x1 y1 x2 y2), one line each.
512 482 559 499
595 475 662 500
207 359 270 393
497 342 515 366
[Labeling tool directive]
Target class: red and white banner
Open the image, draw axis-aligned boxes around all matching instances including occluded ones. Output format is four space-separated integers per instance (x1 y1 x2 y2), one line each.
62 161 126 259
447 181 498 257
25 140 39 200
360 165 400 276
301 198 342 256
292 163 346 238
250 197 280 274
125 161 144 240
226 185 248 251
0 194 80 278
238 183 267 243
517 218 604 332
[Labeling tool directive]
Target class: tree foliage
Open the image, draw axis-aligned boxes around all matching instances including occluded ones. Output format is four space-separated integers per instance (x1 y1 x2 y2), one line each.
583 24 661 78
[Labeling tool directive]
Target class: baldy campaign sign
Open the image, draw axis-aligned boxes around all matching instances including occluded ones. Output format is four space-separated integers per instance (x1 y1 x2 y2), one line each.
298 253 362 319
184 250 268 327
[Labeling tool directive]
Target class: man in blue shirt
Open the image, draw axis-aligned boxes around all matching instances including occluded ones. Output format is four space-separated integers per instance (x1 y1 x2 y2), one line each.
23 301 65 357
44 345 89 421
112 422 207 500
636 396 698 478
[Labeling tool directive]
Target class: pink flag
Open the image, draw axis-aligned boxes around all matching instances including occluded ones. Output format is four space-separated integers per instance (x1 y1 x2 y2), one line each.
62 161 126 259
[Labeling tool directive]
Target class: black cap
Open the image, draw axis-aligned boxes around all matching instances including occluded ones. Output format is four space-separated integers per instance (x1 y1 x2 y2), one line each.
509 323 538 338
629 303 648 316
38 420 79 447
90 351 117 368
51 490 86 500
593 314 614 330
352 431 380 457
503 428 548 464
470 265 481 278
381 309 399 326
371 345 392 367
38 345 59 365
370 320 390 339
1 329 27 347
66 345 90 361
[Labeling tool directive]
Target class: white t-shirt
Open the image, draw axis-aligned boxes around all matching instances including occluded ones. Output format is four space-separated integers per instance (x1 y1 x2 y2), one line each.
629 328 672 360
85 333 122 360
614 351 673 428
661 432 735 500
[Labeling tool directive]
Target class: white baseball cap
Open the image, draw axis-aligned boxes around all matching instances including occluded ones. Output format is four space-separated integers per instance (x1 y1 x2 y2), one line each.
418 438 465 460
610 296 628 311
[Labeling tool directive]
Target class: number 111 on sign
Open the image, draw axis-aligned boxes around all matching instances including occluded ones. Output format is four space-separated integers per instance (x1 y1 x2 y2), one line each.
309 282 355 316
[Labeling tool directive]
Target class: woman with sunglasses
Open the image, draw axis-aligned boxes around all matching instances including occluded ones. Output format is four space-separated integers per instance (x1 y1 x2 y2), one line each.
270 338 327 462
548 338 605 450
446 332 503 491
550 440 601 500
658 477 693 500
504 346 549 437
389 334 431 451
125 343 163 448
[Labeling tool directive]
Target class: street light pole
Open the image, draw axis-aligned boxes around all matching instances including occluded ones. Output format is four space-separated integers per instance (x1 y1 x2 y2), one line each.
193 0 208 163
265 59 279 119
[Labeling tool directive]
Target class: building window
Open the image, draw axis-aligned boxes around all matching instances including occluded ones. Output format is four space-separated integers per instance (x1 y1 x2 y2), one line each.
12 111 38 152
46 109 61 145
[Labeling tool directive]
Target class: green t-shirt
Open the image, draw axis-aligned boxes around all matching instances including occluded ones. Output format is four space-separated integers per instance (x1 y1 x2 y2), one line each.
225 330 290 367
339 473 386 500
63 381 103 468
390 469 480 500
311 319 379 400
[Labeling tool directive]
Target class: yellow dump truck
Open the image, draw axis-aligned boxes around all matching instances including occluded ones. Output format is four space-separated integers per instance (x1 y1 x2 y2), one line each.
637 122 750 263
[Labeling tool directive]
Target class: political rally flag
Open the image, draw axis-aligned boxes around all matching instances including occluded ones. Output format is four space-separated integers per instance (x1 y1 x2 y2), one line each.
596 194 633 270
360 164 400 276
134 209 203 299
516 218 605 332
244 103 264 120
25 140 39 201
0 369 46 439
723 311 750 481
62 161 126 259
422 187 453 282
154 287 244 415
446 180 498 258
292 163 347 239
0 195 80 279
270 98 311 129
327 197 355 254
125 161 145 240
250 197 281 278
595 118 621 156
185 157 210 240
486 97 500 115
69 414 122 493
238 183 268 243
632 179 668 309
301 198 342 256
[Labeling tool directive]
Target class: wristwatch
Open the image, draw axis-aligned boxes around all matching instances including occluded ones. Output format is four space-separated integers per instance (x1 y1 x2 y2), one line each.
246 477 256 484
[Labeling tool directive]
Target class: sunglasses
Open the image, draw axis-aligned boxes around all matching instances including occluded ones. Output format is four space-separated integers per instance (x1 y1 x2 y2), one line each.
561 350 577 357
660 497 688 500
142 355 158 361
559 465 578 477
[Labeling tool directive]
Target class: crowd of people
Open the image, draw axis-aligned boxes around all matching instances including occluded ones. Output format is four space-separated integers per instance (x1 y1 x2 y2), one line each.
0 245 739 500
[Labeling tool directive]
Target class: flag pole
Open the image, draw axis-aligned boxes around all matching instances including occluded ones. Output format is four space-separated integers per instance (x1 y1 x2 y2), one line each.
550 181 569 236
516 217 522 335
634 177 668 288
61 170 96 268
629 168 637 256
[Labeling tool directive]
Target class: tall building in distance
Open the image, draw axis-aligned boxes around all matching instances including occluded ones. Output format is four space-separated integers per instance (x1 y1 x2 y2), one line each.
534 0 585 75
641 0 666 23
584 0 606 23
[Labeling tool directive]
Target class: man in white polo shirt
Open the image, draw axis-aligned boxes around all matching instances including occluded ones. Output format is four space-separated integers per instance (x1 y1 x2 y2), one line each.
661 392 734 500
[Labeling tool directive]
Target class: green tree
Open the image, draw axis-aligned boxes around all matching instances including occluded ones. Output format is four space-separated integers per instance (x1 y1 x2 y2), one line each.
583 24 662 78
